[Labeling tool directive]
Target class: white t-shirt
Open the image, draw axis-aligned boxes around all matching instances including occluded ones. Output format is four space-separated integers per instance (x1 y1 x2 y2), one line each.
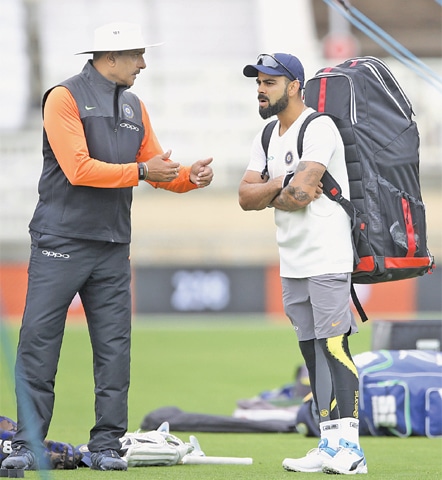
247 108 353 278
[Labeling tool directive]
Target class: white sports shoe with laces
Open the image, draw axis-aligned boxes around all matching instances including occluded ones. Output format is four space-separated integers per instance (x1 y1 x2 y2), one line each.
322 438 368 475
282 438 337 473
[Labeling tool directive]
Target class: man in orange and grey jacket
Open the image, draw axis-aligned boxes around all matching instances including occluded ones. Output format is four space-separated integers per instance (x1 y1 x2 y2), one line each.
2 22 213 472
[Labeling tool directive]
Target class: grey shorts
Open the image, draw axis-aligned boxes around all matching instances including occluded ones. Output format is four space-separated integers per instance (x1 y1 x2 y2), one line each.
282 273 358 341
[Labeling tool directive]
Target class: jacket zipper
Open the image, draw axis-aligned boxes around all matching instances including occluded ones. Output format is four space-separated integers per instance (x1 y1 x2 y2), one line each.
113 86 120 132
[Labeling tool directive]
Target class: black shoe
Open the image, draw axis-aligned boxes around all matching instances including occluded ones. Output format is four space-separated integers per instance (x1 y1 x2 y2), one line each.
1 445 36 470
90 449 127 471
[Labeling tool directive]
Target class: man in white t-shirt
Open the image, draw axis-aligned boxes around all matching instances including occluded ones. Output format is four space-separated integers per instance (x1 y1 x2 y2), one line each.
239 53 367 475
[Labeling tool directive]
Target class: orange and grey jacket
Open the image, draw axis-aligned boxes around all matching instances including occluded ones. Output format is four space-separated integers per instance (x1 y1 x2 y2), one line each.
29 60 196 243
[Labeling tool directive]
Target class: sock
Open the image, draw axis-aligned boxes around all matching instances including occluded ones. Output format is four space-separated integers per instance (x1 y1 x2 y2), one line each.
319 419 341 450
340 417 360 447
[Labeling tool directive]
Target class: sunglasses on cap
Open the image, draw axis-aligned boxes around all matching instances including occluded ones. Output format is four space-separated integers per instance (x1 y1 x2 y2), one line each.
257 54 298 82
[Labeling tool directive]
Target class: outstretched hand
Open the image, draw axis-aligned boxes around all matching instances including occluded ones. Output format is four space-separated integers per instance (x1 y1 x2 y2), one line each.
146 150 181 182
190 158 214 188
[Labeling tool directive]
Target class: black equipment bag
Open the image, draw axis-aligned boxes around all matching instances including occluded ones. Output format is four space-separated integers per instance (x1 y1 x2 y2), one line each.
303 56 434 284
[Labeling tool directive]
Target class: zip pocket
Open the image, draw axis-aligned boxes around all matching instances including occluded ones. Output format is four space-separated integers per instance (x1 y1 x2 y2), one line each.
377 176 427 258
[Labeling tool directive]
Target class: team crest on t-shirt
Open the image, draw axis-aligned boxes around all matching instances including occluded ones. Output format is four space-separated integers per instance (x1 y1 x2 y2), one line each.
285 151 294 165
122 104 134 119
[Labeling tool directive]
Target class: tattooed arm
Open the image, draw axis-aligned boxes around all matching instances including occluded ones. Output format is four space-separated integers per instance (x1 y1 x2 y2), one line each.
239 169 285 211
270 161 324 211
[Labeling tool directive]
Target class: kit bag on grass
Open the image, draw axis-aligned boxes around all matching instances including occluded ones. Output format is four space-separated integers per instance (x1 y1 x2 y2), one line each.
295 350 442 438
0 416 81 469
261 56 434 320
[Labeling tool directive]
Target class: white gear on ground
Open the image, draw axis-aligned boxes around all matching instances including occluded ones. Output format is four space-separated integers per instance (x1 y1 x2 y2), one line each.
120 422 193 467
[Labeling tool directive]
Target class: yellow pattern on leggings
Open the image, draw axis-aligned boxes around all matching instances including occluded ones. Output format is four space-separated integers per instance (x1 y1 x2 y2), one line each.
326 335 358 377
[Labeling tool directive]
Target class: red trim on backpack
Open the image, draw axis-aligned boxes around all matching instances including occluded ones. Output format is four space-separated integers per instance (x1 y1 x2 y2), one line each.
402 197 417 257
318 68 333 112
384 257 432 269
355 255 432 274
349 61 359 67
354 256 375 273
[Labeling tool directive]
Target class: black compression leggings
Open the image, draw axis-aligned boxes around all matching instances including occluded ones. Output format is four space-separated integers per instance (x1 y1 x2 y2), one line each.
299 339 338 422
299 335 359 420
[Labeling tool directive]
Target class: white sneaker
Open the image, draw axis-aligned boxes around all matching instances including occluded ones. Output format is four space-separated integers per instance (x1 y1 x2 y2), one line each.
322 439 368 475
282 439 337 473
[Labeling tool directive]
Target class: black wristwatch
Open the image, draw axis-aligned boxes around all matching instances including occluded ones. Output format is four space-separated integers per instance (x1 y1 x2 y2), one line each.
138 162 148 180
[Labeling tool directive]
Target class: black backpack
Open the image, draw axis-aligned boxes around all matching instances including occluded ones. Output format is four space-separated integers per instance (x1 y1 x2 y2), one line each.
261 56 434 321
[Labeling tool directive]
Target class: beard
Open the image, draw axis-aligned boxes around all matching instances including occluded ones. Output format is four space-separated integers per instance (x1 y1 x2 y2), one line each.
258 88 289 119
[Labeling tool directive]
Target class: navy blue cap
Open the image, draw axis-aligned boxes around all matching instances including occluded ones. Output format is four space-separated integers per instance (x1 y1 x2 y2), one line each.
243 53 305 88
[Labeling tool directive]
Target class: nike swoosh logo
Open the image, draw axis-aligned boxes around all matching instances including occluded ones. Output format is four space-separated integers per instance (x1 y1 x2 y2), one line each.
85 105 96 110
350 458 365 471
331 320 342 327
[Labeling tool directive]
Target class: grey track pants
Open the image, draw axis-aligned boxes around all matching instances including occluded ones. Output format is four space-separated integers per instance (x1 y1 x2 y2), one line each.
13 232 132 453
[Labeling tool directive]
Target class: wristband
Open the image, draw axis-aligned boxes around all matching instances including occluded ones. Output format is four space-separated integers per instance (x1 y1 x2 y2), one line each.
138 162 149 181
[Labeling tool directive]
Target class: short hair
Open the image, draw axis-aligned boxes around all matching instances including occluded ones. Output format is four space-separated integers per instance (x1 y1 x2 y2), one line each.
92 51 108 61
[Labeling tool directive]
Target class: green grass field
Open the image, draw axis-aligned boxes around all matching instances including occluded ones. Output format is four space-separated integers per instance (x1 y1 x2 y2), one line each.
1 316 441 479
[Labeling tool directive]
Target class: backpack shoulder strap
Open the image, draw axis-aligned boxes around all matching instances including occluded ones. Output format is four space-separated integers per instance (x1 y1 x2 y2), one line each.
261 111 328 165
260 120 278 179
296 111 326 158
261 119 278 156
297 112 356 218
351 284 369 322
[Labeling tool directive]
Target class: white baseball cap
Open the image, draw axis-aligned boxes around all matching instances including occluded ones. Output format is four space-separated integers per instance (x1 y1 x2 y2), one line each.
76 22 162 54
